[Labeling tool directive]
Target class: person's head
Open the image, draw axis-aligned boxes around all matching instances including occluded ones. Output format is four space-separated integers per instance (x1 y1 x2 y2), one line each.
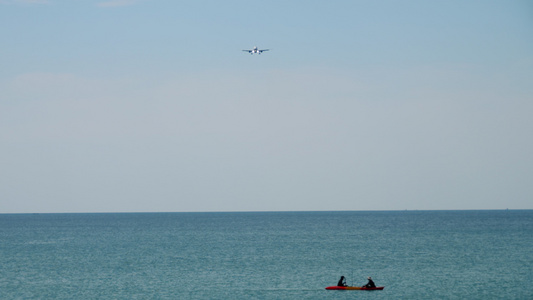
341 276 345 279
368 277 372 280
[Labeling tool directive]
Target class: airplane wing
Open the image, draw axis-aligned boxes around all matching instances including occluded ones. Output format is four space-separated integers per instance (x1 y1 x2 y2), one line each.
259 49 269 52
242 50 252 53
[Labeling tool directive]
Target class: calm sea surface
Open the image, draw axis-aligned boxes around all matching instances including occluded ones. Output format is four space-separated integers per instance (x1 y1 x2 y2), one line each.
1 210 532 299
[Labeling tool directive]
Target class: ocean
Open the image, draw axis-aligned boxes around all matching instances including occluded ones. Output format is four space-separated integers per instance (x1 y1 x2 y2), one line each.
1 210 531 299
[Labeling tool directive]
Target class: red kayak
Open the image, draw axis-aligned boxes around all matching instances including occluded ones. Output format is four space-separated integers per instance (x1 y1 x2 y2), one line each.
326 286 384 290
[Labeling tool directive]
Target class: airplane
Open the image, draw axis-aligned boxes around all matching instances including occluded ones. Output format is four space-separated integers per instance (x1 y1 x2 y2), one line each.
242 46 269 55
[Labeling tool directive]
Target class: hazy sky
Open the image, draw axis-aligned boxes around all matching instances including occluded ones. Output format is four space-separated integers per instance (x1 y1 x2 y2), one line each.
1 0 532 213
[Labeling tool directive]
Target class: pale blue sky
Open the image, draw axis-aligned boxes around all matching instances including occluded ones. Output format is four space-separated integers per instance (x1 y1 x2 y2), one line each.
1 0 532 213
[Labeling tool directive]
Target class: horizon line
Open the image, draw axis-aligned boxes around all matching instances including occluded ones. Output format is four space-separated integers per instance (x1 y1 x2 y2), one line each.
1 208 529 215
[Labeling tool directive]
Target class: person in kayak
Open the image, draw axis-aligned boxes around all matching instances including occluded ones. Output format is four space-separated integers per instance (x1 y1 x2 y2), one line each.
337 276 347 287
363 277 376 288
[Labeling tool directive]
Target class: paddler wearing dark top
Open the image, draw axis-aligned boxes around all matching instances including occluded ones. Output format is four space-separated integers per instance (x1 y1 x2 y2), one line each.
337 276 347 287
364 276 376 288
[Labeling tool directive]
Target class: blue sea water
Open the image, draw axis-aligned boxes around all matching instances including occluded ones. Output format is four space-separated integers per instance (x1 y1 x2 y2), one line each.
0 210 532 299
